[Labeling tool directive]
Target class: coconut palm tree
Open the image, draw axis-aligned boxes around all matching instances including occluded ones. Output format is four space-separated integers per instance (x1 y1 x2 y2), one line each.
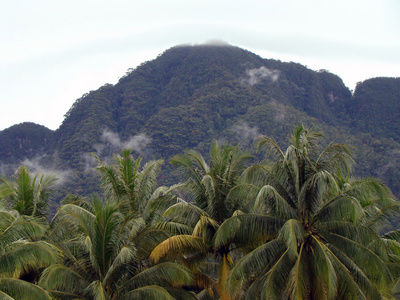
214 125 400 299
41 196 195 299
0 210 60 299
92 148 178 224
150 142 252 299
0 165 58 217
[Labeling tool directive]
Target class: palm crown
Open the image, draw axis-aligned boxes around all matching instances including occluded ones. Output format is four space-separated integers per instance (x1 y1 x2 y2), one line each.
215 125 400 299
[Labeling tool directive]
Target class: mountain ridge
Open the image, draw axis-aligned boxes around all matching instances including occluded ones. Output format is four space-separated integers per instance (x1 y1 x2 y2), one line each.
1 44 399 199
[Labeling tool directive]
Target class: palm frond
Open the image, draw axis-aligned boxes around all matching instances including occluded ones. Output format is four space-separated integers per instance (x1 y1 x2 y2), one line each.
311 195 364 225
256 136 285 162
278 219 305 258
309 236 338 299
119 262 194 294
150 235 206 263
315 143 353 175
102 246 136 288
298 170 339 216
287 243 310 300
262 249 295 299
214 214 284 251
132 228 170 259
93 152 124 202
163 287 197 300
143 184 184 224
0 278 52 300
86 280 108 300
253 185 297 219
327 243 381 299
118 285 175 300
227 239 286 297
193 216 219 244
163 201 204 227
39 264 91 295
53 203 95 236
136 159 164 212
0 241 62 277
326 233 392 291
0 215 47 250
155 221 193 235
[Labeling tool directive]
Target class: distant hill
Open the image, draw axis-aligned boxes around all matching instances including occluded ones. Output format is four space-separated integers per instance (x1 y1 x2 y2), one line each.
1 44 399 200
0 122 54 166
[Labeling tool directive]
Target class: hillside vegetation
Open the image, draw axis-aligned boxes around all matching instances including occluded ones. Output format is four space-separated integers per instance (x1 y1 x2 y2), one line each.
0 44 399 199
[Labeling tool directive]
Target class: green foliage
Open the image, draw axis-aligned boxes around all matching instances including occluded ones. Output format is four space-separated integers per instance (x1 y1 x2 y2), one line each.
217 125 400 299
0 166 58 217
349 78 400 141
0 129 399 298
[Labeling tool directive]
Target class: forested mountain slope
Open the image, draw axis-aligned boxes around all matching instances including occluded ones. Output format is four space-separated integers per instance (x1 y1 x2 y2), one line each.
0 122 54 165
348 77 400 141
0 44 399 198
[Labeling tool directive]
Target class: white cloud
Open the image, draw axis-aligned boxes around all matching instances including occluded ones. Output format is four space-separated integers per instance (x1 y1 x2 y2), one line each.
101 129 152 155
242 66 280 85
232 122 261 144
21 156 73 185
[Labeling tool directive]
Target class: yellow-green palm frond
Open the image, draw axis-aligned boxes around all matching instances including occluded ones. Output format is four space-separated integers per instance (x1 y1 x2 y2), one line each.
150 235 206 264
193 216 219 244
298 170 340 216
52 203 95 238
315 143 353 175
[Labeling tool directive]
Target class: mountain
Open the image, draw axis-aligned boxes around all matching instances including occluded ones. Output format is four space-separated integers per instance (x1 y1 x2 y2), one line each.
0 122 54 171
348 77 400 141
1 44 399 199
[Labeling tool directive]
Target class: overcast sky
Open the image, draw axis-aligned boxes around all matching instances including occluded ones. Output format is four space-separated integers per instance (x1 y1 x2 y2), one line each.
1 0 399 131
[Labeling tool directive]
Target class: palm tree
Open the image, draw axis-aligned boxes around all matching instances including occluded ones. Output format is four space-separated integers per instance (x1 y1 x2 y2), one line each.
0 165 58 217
0 210 60 299
150 142 252 299
92 148 183 268
41 196 195 299
92 149 176 223
214 125 400 299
